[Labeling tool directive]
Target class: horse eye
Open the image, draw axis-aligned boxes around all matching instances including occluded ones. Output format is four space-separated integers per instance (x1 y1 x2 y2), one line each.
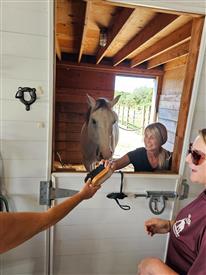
92 119 96 125
113 119 116 124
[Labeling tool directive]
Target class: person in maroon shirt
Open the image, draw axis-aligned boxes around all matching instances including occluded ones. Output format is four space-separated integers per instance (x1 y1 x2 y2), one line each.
137 128 206 275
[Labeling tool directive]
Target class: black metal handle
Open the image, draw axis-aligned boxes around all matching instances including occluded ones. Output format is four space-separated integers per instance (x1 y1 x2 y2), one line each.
15 87 37 111
0 195 9 212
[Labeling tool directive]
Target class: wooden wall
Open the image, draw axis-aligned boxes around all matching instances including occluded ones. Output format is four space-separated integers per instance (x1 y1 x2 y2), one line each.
54 65 115 167
158 56 187 152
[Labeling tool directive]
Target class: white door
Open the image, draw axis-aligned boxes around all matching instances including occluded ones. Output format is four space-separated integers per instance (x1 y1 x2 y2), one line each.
50 172 180 275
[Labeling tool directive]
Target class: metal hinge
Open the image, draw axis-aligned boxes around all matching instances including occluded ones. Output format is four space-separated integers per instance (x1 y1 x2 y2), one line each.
39 181 78 206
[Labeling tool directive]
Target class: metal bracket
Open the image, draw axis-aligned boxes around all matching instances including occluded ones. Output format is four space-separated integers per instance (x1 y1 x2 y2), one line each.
39 181 78 206
134 191 178 215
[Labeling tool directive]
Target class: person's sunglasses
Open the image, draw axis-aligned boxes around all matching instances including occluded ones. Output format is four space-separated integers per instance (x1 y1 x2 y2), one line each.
188 143 206 165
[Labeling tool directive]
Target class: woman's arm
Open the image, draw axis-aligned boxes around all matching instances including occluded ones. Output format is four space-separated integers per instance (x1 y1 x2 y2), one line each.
138 258 179 275
110 154 130 171
145 218 175 236
0 180 100 254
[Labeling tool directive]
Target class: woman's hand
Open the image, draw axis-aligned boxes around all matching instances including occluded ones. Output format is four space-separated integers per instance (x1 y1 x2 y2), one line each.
79 179 101 200
101 159 116 172
145 218 172 236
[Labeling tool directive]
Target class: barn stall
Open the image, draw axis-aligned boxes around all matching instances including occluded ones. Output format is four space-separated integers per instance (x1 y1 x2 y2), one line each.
0 1 205 275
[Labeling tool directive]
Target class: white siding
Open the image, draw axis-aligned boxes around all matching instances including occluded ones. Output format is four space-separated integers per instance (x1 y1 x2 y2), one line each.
0 1 205 275
52 173 179 275
0 1 50 274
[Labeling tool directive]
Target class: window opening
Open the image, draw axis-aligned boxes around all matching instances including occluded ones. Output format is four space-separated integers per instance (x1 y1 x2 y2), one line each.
113 75 156 164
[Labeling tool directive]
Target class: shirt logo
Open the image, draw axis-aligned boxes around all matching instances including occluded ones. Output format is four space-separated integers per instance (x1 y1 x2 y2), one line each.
173 214 191 238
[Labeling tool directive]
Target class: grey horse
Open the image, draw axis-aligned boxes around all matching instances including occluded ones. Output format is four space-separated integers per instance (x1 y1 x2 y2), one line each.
80 94 120 171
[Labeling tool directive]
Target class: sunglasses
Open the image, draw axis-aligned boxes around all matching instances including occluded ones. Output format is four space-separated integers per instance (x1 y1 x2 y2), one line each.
188 143 206 165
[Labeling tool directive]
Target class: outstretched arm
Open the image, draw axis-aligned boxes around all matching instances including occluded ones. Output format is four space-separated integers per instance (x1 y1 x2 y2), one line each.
103 154 130 171
0 180 100 254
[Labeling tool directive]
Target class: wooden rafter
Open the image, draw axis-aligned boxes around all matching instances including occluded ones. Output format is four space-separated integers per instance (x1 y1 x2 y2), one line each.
164 55 188 71
96 7 135 64
57 62 164 77
55 35 62 61
171 17 204 172
78 1 91 63
113 13 178 66
147 40 190 69
131 20 192 68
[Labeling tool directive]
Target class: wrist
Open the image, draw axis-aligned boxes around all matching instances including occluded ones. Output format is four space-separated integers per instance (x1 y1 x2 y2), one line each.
167 220 172 232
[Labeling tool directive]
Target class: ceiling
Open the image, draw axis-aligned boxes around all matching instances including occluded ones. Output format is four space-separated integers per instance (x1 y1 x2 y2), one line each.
55 0 202 69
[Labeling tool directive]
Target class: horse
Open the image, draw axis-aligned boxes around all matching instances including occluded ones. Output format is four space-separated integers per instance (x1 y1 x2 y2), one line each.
80 94 120 171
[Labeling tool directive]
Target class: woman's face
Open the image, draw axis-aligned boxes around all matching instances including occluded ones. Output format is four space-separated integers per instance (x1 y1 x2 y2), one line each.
144 129 160 151
186 135 206 185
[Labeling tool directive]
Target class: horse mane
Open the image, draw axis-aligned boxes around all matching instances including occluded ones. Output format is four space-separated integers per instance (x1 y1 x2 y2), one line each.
85 98 110 124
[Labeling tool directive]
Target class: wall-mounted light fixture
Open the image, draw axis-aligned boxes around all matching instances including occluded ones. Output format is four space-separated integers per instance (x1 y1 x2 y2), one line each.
99 28 107 47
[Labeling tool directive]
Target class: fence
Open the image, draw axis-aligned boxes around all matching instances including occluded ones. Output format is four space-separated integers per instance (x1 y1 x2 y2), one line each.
114 104 151 134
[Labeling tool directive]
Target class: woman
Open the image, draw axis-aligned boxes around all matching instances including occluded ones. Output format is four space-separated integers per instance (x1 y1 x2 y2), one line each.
137 128 206 275
0 180 100 254
110 122 171 172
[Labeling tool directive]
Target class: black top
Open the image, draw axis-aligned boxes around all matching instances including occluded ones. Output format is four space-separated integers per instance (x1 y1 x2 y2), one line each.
127 147 155 172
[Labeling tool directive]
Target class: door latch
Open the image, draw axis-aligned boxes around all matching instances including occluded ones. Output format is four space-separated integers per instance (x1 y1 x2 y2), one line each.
39 181 78 206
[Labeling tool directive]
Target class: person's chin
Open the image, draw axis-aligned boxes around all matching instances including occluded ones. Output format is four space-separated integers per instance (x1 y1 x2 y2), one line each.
190 170 199 183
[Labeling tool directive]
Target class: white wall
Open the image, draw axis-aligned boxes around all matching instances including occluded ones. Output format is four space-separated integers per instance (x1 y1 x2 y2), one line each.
0 1 50 274
52 173 179 275
0 1 205 275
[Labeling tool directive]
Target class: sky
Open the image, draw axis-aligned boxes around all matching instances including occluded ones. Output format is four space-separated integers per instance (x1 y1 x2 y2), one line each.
115 75 155 93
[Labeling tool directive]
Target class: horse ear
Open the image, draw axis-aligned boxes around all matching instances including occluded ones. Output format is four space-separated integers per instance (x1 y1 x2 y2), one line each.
87 94 96 109
110 95 121 107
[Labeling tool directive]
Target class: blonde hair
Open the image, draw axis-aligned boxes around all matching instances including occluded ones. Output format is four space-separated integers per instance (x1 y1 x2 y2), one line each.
145 123 171 169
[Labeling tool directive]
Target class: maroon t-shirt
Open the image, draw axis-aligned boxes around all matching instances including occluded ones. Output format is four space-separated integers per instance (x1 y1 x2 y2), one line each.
166 190 206 275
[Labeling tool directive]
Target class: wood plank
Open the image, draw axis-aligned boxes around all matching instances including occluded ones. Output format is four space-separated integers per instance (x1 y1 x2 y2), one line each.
167 130 176 143
78 1 90 63
159 100 180 111
57 62 164 77
55 122 83 133
164 55 188 71
158 108 179 122
55 132 81 142
96 7 135 64
56 103 87 113
56 113 85 124
158 118 177 133
131 21 192 67
55 0 61 61
56 87 113 97
154 75 163 115
172 17 204 172
160 94 181 102
113 13 178 66
147 40 190 69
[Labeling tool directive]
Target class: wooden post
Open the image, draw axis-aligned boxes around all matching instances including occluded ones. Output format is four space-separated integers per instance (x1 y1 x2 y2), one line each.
171 17 204 173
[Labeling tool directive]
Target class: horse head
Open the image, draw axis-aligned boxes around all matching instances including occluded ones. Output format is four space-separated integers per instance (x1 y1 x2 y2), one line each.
80 94 120 171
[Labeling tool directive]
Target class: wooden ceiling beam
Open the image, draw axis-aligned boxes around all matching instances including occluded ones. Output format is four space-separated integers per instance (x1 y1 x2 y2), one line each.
96 7 135 64
56 35 62 61
78 1 91 63
57 61 164 77
147 40 190 69
164 54 188 71
131 20 192 68
113 13 178 66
